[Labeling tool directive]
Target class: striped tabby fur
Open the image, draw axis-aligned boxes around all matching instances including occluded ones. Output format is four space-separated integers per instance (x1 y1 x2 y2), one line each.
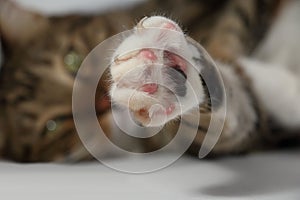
0 0 291 162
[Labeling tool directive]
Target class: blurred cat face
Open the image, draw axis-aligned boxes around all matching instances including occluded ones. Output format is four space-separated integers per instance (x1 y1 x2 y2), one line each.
0 0 111 161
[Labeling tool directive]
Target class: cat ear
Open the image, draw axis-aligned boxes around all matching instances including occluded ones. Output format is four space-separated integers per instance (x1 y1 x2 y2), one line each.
0 0 49 46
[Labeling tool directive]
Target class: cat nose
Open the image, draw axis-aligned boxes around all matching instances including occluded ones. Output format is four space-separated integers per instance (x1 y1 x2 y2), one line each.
139 49 157 61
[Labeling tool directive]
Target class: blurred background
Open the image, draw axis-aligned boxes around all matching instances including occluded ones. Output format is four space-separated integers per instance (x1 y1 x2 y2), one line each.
14 0 145 15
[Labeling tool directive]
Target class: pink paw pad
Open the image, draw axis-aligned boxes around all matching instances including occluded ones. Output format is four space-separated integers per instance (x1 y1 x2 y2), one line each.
139 49 157 61
141 83 158 94
162 22 177 30
165 104 175 115
171 54 187 72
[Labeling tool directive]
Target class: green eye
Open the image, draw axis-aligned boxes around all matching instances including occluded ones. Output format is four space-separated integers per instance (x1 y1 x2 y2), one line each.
46 120 58 132
64 51 83 74
42 119 60 137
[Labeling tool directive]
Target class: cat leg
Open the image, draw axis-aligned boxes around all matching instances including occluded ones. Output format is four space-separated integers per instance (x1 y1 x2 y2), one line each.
240 58 300 130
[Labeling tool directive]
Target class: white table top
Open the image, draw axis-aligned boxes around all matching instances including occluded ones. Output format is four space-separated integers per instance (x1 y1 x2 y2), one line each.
0 150 299 199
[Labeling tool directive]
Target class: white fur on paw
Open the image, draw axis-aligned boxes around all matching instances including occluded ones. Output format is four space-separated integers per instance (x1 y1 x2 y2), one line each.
110 16 204 126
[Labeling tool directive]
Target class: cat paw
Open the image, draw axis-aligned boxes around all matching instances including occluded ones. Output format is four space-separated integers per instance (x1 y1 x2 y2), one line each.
110 16 203 126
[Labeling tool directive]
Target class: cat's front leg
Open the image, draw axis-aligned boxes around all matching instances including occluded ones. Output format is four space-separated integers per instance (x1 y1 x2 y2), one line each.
240 58 300 140
201 63 260 154
109 16 260 155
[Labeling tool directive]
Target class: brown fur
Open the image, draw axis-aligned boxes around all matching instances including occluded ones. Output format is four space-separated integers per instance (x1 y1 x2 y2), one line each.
0 0 282 161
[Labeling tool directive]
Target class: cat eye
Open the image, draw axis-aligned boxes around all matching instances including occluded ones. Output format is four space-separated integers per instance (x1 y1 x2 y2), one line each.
64 51 84 75
42 119 60 137
46 120 58 132
42 117 66 137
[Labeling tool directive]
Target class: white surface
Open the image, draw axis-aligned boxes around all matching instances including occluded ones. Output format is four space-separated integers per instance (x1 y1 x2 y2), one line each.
0 150 300 199
15 0 145 15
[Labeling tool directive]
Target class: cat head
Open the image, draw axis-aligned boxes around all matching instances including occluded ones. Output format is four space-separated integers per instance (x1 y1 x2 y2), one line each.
0 0 112 161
